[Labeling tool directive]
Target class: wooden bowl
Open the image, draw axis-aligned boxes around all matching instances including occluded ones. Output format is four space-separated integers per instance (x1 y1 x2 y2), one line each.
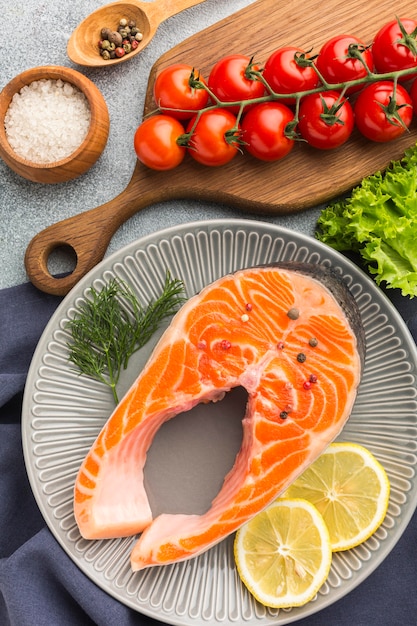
0 66 110 183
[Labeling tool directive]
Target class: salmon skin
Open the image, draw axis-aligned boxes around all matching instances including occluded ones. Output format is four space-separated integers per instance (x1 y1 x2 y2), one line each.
74 263 365 571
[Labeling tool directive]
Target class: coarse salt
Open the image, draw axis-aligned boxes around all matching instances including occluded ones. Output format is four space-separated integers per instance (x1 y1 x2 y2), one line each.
4 78 91 164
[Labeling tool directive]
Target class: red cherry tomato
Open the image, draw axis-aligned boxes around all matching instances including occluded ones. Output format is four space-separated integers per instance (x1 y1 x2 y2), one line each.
153 64 209 120
354 81 413 142
186 108 240 166
208 54 265 112
241 102 295 161
409 77 417 115
262 46 320 102
133 115 186 170
297 91 355 149
315 34 374 93
372 17 417 78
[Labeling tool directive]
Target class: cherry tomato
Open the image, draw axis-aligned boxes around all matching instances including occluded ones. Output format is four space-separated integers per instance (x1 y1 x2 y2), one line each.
354 80 413 142
241 102 295 161
315 34 374 93
372 17 417 80
133 115 186 170
153 64 209 120
208 54 265 112
297 91 355 150
262 46 319 102
409 77 417 115
186 108 240 166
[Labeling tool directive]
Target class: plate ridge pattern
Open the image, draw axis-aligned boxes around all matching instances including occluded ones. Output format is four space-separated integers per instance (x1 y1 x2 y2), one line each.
22 220 417 625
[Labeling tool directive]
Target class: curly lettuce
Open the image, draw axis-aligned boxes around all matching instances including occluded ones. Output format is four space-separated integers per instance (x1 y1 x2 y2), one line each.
316 144 417 298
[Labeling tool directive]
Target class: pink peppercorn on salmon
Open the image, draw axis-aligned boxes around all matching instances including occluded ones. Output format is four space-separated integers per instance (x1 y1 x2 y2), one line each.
74 263 365 571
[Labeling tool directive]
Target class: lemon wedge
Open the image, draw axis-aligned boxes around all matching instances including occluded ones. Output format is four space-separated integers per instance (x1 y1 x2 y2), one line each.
234 498 332 608
283 442 390 551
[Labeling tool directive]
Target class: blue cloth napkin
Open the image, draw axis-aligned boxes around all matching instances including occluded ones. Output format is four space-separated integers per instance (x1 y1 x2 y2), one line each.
1 280 417 626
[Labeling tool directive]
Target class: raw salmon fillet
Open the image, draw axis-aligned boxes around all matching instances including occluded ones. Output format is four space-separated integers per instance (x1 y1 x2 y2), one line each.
74 263 365 570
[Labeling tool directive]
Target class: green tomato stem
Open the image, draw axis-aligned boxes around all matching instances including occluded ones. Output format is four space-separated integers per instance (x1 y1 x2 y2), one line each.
167 60 417 147
173 65 417 119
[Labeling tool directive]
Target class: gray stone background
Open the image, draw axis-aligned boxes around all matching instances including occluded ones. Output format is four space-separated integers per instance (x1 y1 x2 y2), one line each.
0 0 322 290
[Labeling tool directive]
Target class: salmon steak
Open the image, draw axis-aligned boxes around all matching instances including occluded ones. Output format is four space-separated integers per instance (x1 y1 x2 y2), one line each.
74 263 365 571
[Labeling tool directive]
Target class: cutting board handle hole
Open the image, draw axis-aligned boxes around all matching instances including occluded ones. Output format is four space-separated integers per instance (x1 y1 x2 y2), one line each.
46 244 78 279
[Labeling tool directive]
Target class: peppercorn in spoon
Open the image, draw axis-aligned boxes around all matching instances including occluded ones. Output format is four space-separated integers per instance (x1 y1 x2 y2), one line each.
67 0 206 68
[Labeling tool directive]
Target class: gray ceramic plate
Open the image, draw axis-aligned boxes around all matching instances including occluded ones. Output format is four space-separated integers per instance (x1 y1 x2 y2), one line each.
22 219 417 625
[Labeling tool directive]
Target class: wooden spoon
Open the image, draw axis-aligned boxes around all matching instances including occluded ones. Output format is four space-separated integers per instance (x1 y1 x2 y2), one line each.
67 0 206 67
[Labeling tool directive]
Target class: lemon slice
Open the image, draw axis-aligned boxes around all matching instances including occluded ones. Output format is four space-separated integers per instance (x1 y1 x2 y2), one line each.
283 442 390 551
234 498 332 608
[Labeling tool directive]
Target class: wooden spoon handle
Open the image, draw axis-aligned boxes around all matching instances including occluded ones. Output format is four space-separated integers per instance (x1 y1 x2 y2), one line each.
24 173 164 296
142 0 207 24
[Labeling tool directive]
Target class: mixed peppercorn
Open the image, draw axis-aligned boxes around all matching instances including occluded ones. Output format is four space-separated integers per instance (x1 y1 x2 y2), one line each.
211 302 321 420
98 18 143 60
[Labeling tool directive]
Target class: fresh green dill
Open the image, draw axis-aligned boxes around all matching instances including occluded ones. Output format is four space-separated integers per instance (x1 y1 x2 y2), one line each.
66 272 186 404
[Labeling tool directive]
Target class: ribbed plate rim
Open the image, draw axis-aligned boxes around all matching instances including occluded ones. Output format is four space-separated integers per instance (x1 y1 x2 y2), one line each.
22 218 417 625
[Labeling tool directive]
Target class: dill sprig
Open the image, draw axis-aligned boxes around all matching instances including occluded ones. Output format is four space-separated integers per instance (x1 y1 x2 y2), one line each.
66 272 186 404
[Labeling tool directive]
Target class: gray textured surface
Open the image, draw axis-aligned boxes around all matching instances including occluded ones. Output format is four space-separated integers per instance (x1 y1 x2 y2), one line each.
0 0 322 290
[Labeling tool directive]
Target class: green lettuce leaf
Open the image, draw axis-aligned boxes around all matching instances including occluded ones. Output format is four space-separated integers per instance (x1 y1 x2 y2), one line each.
316 144 417 298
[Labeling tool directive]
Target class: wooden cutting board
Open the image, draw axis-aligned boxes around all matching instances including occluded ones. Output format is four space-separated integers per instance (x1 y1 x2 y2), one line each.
25 0 417 295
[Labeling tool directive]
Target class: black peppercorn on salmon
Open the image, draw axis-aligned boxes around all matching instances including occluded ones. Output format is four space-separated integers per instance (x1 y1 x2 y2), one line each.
74 263 365 570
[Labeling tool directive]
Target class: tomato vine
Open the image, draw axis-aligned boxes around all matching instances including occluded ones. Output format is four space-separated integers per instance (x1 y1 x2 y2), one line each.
134 16 417 169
